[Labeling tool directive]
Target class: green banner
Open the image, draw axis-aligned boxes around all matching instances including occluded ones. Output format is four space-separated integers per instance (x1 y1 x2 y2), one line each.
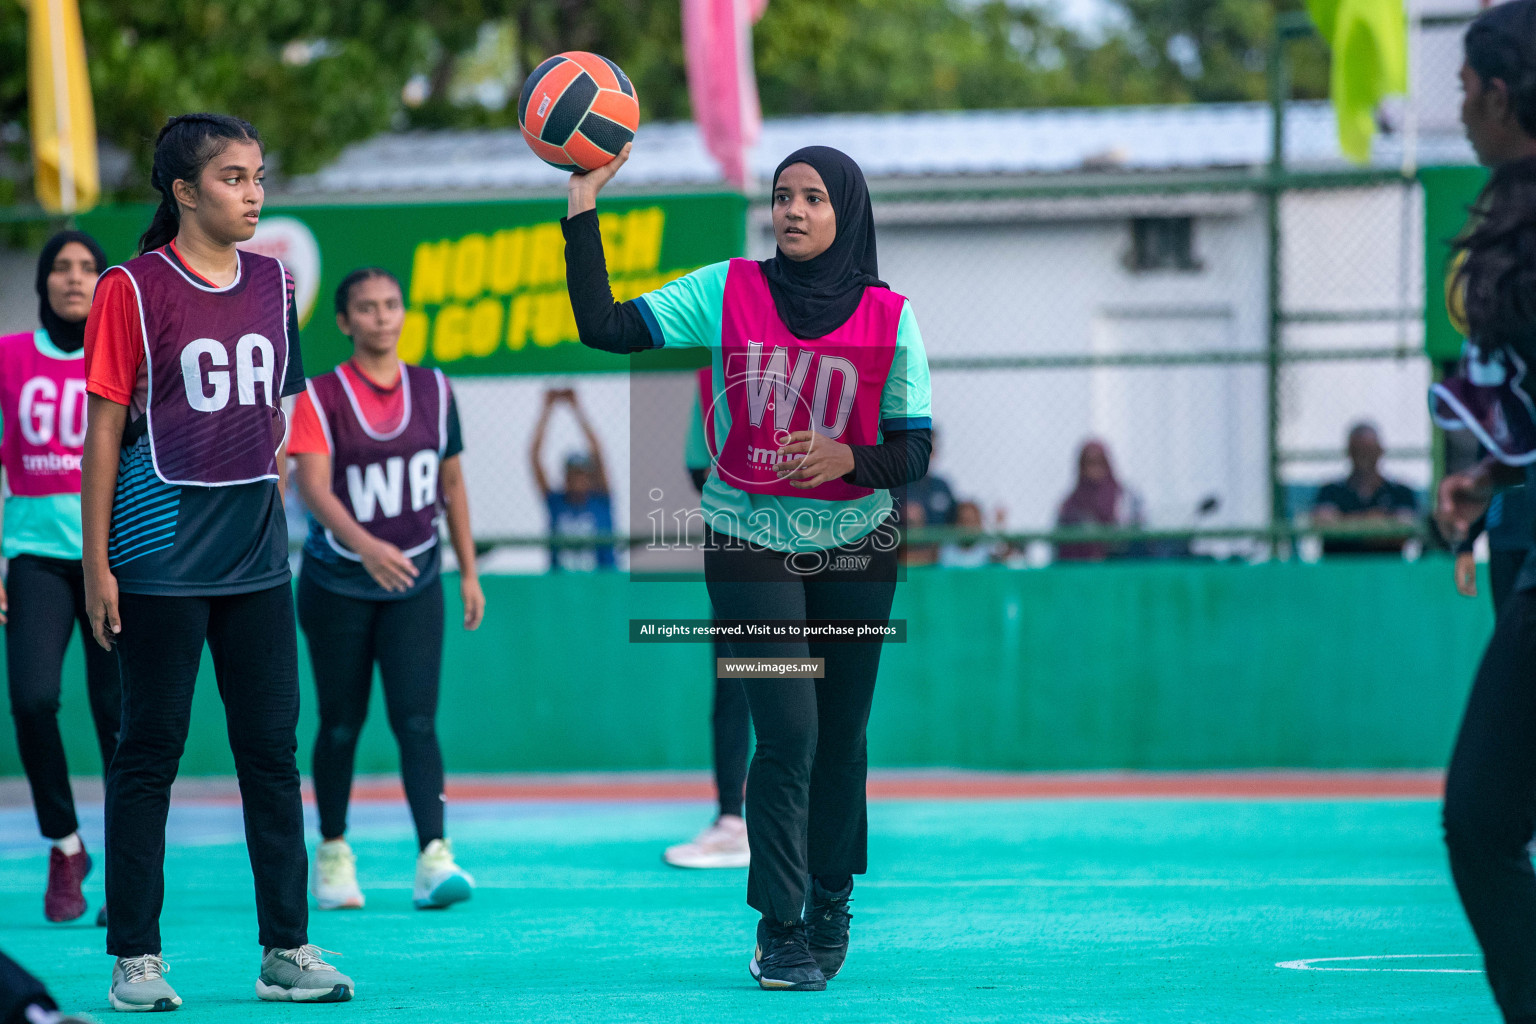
1421 164 1487 362
76 192 746 375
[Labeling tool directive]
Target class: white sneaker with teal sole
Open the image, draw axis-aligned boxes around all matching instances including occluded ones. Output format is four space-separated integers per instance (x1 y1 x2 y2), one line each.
664 814 750 868
311 839 364 910
108 955 181 1012
413 838 474 909
255 945 353 1002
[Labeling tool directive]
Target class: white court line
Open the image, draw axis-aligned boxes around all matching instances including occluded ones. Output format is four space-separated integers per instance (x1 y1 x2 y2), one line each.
1276 954 1481 974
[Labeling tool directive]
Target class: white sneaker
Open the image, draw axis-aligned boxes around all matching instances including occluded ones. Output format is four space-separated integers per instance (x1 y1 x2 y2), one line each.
108 954 181 1012
663 814 750 868
413 838 474 909
311 839 364 911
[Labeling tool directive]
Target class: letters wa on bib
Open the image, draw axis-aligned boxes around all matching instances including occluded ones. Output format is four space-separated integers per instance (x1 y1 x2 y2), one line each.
303 364 450 562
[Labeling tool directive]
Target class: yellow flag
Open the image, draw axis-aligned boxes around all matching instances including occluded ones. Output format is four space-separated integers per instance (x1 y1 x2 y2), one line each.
27 0 99 213
1305 0 1408 163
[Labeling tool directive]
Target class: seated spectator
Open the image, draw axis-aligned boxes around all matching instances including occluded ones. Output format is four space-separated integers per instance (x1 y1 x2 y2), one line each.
900 499 939 568
1055 439 1144 562
902 425 958 527
530 388 616 571
1312 422 1418 555
939 500 1004 568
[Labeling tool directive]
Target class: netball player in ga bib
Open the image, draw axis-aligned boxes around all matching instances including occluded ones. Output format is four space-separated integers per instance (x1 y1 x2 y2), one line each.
564 144 932 990
80 114 354 1011
1427 4 1536 1020
286 267 484 911
1 231 119 926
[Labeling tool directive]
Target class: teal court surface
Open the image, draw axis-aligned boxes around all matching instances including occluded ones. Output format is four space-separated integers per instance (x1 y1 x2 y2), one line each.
0 773 1495 1023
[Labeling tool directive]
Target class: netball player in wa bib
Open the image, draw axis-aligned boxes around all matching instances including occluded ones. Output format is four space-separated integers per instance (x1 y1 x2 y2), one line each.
2 230 118 926
287 267 484 911
1427 4 1536 1020
80 114 354 1011
564 144 932 990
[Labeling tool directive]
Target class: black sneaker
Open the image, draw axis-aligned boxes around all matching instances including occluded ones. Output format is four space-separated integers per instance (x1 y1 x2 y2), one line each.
806 878 853 979
749 918 827 991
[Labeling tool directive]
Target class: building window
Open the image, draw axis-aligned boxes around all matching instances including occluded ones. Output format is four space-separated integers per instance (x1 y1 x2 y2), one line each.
1128 217 1201 272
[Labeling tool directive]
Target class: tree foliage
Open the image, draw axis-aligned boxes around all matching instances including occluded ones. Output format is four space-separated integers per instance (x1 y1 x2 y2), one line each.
0 0 1329 203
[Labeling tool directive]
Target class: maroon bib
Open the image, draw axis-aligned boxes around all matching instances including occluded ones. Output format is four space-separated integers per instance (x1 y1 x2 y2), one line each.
117 249 289 485
306 363 448 558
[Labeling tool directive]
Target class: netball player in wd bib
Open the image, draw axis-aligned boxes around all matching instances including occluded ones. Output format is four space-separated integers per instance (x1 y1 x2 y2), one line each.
564 144 932 990
80 114 354 1011
2 231 118 926
287 267 483 912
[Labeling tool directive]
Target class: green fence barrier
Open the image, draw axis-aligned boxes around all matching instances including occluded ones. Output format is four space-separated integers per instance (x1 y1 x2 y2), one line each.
0 559 1489 780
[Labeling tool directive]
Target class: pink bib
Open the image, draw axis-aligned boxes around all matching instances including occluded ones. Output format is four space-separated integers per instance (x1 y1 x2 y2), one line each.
0 332 86 496
713 259 902 501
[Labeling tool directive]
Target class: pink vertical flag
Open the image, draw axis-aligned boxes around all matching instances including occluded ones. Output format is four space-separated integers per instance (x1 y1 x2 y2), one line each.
682 0 769 190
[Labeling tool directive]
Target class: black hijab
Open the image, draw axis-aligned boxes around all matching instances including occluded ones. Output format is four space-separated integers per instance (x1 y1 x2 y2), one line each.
36 230 107 353
759 146 886 340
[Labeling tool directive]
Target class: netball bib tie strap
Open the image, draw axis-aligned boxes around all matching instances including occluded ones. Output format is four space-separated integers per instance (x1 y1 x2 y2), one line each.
307 364 448 560
0 331 86 497
1430 340 1536 466
714 259 901 501
119 249 290 486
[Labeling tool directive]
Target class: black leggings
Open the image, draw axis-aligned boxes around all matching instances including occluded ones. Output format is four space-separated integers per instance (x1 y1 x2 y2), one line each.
703 525 897 923
1490 548 1527 618
298 572 446 850
106 583 307 956
5 554 121 839
1445 584 1536 1023
712 637 750 819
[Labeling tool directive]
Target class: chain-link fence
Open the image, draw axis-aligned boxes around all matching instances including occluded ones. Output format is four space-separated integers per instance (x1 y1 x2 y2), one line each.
429 165 1437 573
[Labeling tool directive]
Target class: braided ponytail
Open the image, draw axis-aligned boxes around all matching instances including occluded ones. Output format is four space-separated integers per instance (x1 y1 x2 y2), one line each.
138 113 263 256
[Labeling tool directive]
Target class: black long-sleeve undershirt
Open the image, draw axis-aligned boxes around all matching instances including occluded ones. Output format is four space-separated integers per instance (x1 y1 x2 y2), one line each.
562 209 658 354
562 208 931 489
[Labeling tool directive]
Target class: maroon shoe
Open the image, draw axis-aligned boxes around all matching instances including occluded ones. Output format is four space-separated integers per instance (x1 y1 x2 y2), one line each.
44 845 91 922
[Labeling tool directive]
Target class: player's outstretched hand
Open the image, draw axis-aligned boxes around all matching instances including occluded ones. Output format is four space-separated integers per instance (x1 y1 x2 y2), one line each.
1454 550 1479 597
461 576 486 631
567 143 632 217
1436 468 1492 544
85 569 120 651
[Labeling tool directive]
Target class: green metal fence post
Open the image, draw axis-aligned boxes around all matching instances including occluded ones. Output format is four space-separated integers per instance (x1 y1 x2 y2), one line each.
1268 12 1317 558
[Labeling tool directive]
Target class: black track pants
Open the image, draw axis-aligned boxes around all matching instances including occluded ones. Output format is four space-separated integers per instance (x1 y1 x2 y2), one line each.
5 554 120 839
1445 585 1536 1023
703 526 897 923
712 636 750 819
105 584 306 956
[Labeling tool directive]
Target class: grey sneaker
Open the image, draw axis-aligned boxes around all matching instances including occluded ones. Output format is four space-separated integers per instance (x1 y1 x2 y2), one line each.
108 955 181 1012
255 945 353 1003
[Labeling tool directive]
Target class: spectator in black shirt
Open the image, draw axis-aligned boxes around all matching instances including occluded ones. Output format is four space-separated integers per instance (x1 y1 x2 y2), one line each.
901 425 957 527
1312 422 1419 555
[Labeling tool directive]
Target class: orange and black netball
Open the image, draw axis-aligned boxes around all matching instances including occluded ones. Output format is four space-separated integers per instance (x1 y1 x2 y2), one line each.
518 52 639 172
